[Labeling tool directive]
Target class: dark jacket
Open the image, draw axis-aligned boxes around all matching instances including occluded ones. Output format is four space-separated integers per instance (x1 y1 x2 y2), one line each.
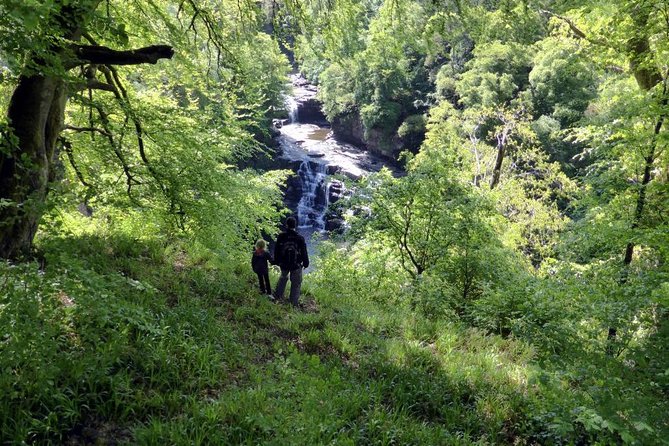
251 250 273 274
273 229 309 269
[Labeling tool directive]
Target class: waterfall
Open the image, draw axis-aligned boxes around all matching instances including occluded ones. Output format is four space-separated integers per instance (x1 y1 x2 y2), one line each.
296 161 329 230
286 96 298 123
277 73 394 236
282 90 332 231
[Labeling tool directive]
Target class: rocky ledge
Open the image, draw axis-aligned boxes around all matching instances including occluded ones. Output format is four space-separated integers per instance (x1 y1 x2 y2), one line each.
331 110 403 160
291 73 329 125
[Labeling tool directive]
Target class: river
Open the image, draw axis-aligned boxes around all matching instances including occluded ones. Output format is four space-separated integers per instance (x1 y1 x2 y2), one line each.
274 73 397 259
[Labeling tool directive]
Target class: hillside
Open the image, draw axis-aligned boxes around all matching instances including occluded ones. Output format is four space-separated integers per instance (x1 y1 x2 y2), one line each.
1 0 668 444
1 218 667 444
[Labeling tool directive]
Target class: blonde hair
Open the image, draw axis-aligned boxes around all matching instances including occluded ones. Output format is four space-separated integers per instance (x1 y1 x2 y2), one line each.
255 239 267 250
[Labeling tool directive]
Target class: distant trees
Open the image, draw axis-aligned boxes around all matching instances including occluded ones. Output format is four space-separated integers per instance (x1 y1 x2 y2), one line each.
289 0 668 358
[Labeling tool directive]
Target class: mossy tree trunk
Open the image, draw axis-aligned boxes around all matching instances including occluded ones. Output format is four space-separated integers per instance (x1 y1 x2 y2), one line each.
0 0 173 259
0 76 67 258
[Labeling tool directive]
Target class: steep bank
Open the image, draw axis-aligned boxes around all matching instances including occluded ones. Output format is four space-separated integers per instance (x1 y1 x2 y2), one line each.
330 110 404 160
0 225 563 444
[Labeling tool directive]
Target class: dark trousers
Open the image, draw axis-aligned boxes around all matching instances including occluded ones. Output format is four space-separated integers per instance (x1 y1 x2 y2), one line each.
257 272 271 294
274 267 303 306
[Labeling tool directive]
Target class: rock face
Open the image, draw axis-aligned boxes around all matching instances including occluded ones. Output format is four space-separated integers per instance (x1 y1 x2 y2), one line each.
238 143 285 172
328 180 345 204
331 110 403 160
331 112 366 147
325 218 345 232
297 98 328 125
322 180 348 232
283 160 305 211
291 74 329 125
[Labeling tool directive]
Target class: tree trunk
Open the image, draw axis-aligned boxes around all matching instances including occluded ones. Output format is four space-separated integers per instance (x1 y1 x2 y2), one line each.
0 0 173 259
489 144 505 189
604 3 666 353
489 124 511 190
0 0 95 259
0 75 66 258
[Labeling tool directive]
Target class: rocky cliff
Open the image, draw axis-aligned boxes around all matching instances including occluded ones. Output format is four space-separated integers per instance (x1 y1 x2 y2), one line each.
292 75 328 125
331 110 403 160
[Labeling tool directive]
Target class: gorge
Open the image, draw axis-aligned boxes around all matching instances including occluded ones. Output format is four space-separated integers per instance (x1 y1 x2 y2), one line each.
275 73 399 236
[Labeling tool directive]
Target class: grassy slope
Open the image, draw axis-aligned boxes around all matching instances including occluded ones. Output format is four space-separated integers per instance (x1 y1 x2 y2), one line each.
0 228 665 445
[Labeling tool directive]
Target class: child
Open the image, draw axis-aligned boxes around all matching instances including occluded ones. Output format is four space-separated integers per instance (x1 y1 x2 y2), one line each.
251 239 274 296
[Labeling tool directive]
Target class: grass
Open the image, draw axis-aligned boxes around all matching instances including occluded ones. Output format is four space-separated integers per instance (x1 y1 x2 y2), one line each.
0 228 666 445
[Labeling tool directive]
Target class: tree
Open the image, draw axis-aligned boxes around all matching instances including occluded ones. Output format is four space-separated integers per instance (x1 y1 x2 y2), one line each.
0 0 291 259
546 0 669 347
0 1 174 258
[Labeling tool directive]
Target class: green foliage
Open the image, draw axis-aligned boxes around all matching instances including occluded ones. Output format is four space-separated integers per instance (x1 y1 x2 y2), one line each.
397 113 426 151
317 60 357 118
360 100 402 133
456 41 533 108
2 0 669 444
529 37 597 127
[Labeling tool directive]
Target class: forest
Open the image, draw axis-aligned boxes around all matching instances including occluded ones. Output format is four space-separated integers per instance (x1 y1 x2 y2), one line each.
0 0 667 444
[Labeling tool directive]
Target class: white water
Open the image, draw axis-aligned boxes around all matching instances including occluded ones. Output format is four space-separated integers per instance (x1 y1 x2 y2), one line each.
296 161 329 230
285 95 298 123
278 73 397 232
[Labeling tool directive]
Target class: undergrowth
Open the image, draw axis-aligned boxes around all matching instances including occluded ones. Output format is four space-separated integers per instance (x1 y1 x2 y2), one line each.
0 223 666 445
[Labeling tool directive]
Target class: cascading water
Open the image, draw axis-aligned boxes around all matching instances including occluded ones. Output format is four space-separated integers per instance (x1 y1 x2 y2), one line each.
282 89 332 230
285 96 298 124
278 73 393 234
296 161 329 230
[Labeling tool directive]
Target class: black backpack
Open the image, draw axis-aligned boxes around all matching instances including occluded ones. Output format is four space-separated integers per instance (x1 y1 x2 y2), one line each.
280 237 301 269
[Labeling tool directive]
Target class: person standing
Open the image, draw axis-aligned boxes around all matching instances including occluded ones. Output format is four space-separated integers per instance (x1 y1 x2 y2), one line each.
273 217 309 307
251 239 274 296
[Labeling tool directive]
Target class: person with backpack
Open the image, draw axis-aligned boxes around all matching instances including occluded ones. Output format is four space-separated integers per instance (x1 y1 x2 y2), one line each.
272 216 309 307
251 239 274 296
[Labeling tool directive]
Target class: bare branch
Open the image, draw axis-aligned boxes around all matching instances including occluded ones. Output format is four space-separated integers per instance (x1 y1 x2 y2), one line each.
69 44 174 68
540 9 586 39
539 9 611 48
401 195 424 277
63 125 112 137
61 138 91 188
98 65 168 198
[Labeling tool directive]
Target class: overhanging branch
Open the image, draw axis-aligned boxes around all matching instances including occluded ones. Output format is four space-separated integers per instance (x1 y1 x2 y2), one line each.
539 9 611 48
68 44 174 68
74 79 116 92
63 125 112 137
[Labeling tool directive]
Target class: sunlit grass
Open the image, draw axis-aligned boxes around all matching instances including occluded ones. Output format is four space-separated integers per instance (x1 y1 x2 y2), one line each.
1 217 666 444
